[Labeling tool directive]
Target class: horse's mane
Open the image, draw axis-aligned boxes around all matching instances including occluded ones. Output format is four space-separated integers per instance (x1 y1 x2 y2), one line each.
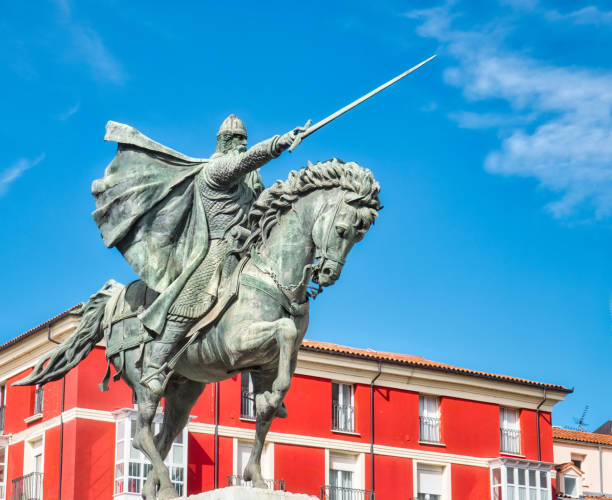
246 158 381 248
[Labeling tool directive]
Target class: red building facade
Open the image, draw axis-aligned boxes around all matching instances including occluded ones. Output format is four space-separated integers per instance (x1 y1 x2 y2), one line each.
0 307 571 500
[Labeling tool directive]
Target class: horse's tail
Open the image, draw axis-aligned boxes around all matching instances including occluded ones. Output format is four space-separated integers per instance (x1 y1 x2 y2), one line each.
14 280 121 387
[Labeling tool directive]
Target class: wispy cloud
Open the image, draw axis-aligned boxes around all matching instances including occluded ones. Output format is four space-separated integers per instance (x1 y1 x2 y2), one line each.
449 111 536 130
545 6 612 26
0 155 45 196
59 101 80 121
52 0 125 84
406 3 612 219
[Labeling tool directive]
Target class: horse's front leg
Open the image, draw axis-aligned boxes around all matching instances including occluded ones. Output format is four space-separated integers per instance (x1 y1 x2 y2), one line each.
238 318 298 488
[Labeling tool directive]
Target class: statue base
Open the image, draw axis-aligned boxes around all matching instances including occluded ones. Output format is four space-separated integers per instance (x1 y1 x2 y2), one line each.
187 487 318 499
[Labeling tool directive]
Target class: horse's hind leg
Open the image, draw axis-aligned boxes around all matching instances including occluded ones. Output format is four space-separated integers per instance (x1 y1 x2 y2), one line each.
142 377 205 497
132 386 177 500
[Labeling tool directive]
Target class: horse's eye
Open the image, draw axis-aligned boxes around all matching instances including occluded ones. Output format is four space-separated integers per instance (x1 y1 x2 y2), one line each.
336 226 347 238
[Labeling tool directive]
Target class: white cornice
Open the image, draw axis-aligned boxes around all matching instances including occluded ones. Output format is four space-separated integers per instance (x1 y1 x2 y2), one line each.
187 422 491 468
295 351 567 411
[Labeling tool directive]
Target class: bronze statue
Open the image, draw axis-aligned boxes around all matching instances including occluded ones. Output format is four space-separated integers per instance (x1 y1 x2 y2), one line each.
16 56 439 499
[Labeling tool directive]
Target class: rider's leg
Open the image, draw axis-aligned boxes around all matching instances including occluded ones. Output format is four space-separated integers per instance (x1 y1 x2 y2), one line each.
140 316 194 395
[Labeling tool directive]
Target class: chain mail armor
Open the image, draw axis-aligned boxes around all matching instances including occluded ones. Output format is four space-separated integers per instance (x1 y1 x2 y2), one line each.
168 136 282 319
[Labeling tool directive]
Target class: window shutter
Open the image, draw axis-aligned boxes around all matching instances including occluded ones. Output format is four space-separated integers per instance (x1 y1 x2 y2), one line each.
417 465 443 494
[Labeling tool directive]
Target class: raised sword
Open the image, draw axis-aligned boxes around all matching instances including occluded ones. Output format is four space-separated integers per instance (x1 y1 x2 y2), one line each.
289 54 437 152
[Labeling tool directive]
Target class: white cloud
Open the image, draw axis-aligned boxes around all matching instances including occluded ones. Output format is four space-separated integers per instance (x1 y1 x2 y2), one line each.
545 6 612 26
0 155 45 196
406 4 612 218
59 101 80 121
449 111 536 129
53 0 125 84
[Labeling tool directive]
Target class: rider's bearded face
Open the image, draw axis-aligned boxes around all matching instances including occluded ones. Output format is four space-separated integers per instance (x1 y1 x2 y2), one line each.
231 134 247 154
216 132 247 155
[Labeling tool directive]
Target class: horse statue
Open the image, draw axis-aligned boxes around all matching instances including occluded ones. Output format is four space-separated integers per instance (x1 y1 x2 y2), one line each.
16 158 381 500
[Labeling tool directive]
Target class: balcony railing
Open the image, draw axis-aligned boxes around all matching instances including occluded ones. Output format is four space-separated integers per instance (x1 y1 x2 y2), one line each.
419 416 441 443
500 427 521 454
33 387 43 415
12 472 43 500
227 475 285 490
240 390 256 420
321 485 375 500
332 403 354 432
0 405 5 434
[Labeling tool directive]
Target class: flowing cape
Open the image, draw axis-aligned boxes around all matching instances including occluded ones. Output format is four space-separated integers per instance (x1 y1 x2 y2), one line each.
92 121 210 333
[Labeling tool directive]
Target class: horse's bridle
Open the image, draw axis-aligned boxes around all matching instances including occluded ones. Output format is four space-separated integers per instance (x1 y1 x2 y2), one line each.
314 195 347 269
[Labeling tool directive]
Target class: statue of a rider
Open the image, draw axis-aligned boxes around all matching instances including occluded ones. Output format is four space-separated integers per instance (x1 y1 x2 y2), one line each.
92 115 305 394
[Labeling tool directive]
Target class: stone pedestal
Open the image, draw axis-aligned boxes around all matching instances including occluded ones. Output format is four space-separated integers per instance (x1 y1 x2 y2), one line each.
187 486 318 500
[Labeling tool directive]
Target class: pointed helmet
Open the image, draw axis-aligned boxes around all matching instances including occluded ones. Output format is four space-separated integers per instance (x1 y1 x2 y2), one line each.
217 114 247 138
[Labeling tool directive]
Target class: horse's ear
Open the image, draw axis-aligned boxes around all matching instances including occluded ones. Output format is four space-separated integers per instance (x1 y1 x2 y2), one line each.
307 160 314 167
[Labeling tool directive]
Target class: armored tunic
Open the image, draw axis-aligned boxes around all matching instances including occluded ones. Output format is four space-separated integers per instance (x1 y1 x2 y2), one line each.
168 149 277 318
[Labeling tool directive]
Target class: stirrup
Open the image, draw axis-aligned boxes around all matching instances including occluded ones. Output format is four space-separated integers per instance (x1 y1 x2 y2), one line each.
140 363 174 395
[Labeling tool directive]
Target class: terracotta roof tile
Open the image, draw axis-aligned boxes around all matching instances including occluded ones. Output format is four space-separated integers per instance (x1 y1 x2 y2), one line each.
300 339 572 392
0 304 82 352
553 427 612 446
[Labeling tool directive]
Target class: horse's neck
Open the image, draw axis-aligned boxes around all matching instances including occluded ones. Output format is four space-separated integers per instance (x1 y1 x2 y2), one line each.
258 190 323 299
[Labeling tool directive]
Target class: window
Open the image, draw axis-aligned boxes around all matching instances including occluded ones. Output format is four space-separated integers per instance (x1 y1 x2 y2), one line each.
241 373 256 420
570 453 585 470
328 453 358 500
114 414 186 498
417 464 443 500
332 383 354 432
489 460 551 500
500 407 520 454
0 445 6 500
33 385 43 415
419 395 441 443
230 440 278 489
563 477 578 498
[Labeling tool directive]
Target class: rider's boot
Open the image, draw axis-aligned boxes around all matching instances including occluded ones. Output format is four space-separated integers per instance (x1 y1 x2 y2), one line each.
140 317 192 395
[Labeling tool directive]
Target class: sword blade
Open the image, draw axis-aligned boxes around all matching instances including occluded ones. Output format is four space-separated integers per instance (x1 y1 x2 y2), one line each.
289 54 436 151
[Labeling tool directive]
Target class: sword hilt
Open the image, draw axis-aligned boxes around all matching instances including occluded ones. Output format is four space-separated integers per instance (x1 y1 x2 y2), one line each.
288 119 312 153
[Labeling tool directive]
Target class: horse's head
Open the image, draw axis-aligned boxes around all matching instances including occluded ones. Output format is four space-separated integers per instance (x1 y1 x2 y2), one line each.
311 166 381 287
246 158 381 288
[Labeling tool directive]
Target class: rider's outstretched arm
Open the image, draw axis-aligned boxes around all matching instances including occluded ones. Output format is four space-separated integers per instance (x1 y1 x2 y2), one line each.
207 128 301 188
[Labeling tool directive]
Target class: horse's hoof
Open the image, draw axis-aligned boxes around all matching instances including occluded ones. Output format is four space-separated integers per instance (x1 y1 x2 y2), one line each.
253 479 268 489
157 486 179 500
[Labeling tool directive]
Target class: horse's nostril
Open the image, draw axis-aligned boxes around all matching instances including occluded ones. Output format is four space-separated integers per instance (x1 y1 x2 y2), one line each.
323 268 332 275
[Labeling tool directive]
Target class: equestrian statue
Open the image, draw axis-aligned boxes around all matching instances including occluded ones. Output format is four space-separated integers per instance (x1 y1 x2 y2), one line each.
16 56 436 499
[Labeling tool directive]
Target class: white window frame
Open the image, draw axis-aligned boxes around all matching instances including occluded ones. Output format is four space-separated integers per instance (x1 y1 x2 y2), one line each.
488 458 551 500
0 440 7 500
232 438 275 484
325 450 365 493
500 407 521 455
113 408 188 499
419 395 441 444
413 460 451 500
22 434 44 500
331 382 355 433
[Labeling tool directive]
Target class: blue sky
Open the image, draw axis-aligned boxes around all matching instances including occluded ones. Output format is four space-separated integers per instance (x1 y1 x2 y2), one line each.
1 0 611 431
